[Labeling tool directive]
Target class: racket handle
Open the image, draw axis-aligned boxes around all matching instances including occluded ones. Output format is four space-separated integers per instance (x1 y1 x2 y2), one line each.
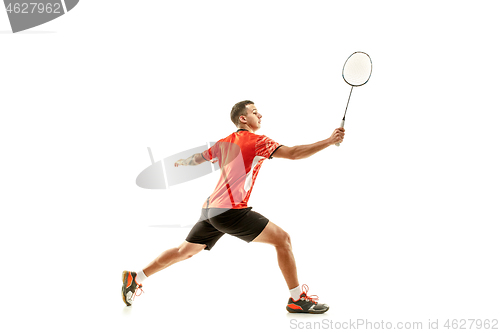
335 119 345 147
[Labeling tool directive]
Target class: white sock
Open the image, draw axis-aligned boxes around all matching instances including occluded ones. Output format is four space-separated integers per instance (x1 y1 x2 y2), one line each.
290 285 301 301
135 270 148 285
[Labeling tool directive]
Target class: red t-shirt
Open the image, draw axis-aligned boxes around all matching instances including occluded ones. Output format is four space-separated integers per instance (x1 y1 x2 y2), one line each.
201 129 281 209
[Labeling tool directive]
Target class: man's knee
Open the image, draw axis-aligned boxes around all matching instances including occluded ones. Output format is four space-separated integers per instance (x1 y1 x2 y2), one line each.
175 247 194 260
177 242 205 259
277 230 292 249
253 222 292 249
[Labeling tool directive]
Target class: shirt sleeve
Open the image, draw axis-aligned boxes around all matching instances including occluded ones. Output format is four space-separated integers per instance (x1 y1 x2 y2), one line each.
202 141 218 162
256 135 281 159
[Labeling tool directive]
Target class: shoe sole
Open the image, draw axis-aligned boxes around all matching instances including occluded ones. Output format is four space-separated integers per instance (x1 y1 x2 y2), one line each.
286 306 329 314
121 271 132 306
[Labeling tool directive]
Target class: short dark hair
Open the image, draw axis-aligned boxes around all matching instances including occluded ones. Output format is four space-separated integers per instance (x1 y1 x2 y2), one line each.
230 100 254 127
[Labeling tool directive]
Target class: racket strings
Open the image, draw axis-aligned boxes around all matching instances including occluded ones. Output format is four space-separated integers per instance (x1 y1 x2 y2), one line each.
343 52 372 86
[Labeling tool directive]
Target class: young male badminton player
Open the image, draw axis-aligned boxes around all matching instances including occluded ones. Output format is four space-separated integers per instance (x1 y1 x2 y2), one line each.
122 100 345 313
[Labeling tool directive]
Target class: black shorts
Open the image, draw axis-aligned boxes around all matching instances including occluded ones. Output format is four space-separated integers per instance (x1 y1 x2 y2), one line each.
186 207 269 251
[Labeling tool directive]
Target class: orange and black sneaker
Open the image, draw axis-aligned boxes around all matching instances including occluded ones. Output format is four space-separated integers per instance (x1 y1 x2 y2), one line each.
286 284 329 314
121 271 143 306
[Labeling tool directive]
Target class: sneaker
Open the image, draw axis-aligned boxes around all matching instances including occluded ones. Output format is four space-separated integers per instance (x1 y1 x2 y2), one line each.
121 271 143 306
286 284 329 314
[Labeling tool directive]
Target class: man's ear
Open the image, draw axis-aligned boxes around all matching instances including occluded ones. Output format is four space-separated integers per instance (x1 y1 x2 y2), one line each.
239 115 247 124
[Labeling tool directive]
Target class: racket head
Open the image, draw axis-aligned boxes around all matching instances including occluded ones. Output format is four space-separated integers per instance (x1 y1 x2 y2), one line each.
342 51 372 87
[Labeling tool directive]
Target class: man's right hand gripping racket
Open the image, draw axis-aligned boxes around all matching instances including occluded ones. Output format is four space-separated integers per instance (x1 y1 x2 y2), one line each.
336 51 372 147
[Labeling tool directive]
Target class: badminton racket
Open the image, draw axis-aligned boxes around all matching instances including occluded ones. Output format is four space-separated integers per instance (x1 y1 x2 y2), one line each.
336 51 372 147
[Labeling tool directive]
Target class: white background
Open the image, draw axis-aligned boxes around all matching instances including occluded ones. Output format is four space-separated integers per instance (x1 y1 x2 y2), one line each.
1 1 499 332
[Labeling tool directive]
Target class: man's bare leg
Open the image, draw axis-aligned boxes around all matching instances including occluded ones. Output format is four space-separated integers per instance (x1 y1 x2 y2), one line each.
143 241 206 277
252 221 299 289
253 221 329 313
122 241 205 306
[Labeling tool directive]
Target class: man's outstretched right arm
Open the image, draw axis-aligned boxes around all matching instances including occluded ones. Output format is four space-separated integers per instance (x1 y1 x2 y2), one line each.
272 127 345 160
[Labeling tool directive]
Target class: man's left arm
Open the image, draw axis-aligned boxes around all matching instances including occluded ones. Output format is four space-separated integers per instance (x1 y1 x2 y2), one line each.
272 127 345 160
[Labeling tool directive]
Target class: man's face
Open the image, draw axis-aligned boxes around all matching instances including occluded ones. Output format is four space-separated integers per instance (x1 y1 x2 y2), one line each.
241 104 262 131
